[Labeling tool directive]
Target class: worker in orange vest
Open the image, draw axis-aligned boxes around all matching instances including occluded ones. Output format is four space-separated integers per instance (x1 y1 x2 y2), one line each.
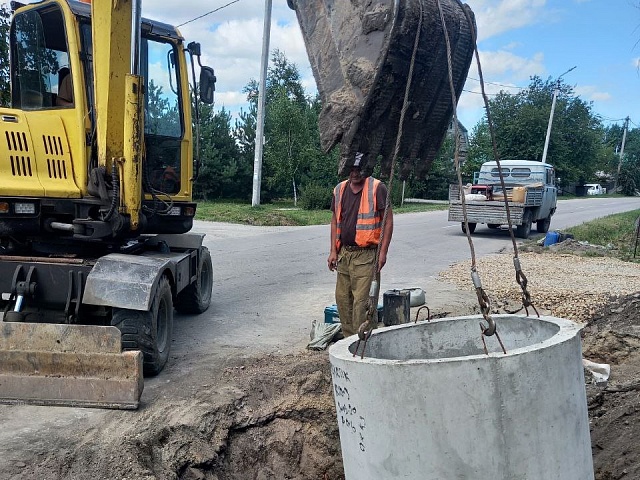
328 153 393 337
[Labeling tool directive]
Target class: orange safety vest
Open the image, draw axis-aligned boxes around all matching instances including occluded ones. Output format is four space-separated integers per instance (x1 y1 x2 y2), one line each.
334 177 382 251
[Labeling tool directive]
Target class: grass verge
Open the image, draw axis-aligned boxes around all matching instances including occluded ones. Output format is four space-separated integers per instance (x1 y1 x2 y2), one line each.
195 200 446 226
562 209 640 262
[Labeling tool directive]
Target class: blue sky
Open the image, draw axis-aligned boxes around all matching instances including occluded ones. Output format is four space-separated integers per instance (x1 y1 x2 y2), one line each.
146 0 637 134
5 0 639 132
457 0 640 131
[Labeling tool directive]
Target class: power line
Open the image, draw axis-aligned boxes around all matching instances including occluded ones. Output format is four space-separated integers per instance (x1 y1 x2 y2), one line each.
466 76 526 90
462 89 499 96
176 0 240 28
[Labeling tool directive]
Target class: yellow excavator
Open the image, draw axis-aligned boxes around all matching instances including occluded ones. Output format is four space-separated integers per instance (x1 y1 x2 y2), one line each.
0 0 216 408
0 0 474 409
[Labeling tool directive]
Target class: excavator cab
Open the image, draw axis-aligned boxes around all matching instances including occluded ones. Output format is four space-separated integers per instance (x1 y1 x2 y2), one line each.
1 0 215 251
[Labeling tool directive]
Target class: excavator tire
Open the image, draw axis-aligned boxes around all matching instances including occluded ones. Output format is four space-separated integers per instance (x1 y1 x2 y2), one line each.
175 246 213 314
112 275 173 376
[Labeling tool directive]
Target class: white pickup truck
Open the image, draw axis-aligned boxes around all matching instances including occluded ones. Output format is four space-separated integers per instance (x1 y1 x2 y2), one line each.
448 160 558 238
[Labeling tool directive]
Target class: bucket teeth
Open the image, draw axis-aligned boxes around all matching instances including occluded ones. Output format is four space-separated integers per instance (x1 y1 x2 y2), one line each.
0 323 143 409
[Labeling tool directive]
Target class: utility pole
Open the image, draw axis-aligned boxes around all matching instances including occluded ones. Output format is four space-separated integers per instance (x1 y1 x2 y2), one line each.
251 0 272 207
614 116 630 193
541 66 576 163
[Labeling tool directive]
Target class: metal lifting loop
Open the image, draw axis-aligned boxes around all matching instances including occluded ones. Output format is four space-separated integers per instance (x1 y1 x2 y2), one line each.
471 270 494 335
353 322 373 359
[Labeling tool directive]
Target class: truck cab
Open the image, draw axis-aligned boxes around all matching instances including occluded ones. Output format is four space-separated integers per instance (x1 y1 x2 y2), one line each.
449 160 558 238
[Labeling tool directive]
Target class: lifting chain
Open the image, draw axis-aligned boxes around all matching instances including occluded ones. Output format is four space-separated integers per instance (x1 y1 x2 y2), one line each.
513 257 539 317
449 4 541 354
439 0 505 352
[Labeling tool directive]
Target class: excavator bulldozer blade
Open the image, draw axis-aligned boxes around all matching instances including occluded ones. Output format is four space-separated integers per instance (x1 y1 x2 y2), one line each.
0 323 143 409
289 0 476 178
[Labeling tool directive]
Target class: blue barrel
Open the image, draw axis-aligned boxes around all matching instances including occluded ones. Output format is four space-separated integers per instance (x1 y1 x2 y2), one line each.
544 231 560 247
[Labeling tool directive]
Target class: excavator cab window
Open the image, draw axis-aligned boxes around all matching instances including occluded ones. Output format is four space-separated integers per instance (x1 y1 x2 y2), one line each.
10 4 71 110
140 36 183 195
141 38 182 138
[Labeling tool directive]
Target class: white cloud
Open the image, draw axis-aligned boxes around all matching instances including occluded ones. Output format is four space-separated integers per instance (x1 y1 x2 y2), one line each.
139 1 315 110
575 85 612 102
467 0 552 41
475 50 546 80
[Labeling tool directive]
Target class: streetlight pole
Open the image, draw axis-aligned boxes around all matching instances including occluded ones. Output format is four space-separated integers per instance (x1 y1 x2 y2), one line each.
541 66 576 163
252 0 272 207
614 116 630 192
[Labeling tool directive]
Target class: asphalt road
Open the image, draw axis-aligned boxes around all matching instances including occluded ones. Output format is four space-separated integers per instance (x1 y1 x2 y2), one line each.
171 196 640 359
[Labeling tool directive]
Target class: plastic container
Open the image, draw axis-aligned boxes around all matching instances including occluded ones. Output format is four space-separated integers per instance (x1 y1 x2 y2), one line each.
544 231 560 247
512 186 526 203
324 304 340 324
402 287 426 307
325 304 384 324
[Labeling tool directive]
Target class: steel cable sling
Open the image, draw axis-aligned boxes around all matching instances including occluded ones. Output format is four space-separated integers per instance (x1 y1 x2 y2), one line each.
449 1 540 354
352 0 425 359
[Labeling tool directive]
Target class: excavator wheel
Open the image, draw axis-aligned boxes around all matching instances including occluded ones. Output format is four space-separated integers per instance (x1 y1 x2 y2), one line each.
112 275 174 376
175 246 213 314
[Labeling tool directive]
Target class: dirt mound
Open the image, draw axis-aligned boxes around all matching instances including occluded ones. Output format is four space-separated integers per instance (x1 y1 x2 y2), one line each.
13 352 343 480
583 294 640 480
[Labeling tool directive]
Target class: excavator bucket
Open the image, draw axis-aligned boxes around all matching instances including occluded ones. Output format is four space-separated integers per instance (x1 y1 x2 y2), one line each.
0 322 143 409
288 0 476 178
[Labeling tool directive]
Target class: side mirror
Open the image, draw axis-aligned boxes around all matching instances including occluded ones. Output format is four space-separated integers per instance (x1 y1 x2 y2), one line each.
199 66 216 105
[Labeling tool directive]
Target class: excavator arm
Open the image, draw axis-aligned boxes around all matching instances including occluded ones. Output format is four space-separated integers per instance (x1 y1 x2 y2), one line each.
91 0 144 230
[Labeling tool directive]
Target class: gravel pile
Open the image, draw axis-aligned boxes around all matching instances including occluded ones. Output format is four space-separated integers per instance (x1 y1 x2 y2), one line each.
438 247 640 323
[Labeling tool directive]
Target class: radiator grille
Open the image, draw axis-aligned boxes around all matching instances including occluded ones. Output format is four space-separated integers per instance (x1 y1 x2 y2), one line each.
10 156 33 176
5 130 33 177
5 130 29 152
47 158 67 179
42 135 68 179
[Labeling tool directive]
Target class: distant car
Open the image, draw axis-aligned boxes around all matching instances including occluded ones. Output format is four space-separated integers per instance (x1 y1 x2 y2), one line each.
586 183 604 195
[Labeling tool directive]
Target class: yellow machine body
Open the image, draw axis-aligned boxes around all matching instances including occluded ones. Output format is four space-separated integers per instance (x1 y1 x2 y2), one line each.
0 0 212 409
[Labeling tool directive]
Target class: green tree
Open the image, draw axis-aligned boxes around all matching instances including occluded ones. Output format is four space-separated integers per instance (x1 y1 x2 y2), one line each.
611 125 640 194
468 75 607 186
146 80 179 137
0 4 10 106
194 106 248 200
235 50 338 203
403 136 457 200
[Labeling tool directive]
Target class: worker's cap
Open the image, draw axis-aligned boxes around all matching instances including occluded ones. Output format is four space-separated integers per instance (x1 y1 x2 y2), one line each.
353 152 363 168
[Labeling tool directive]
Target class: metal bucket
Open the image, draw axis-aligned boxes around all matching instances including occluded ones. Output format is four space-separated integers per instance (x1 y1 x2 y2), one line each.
329 314 593 479
382 289 411 326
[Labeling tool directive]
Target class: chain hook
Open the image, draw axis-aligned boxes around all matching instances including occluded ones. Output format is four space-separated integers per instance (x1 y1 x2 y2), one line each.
514 257 540 317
